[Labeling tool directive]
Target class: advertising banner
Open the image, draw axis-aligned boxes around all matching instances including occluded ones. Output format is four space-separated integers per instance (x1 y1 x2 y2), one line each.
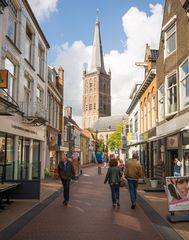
166 176 189 212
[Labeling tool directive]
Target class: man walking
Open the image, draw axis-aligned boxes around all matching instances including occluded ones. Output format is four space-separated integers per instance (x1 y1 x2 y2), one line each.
58 152 75 206
124 153 142 209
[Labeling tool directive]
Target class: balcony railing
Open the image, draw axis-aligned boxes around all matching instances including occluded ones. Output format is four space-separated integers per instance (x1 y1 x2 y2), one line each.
19 101 47 125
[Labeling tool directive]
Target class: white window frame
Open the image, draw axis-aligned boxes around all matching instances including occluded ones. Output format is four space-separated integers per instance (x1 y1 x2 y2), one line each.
165 71 178 116
4 57 17 102
151 95 156 127
180 57 189 109
163 15 177 59
38 43 45 79
24 75 32 116
7 0 20 46
158 84 164 122
165 24 176 57
144 104 147 132
129 118 133 133
134 112 138 132
25 24 34 65
147 101 151 130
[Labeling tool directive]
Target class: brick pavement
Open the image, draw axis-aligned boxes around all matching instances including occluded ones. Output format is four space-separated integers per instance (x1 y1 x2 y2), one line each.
0 165 188 240
4 166 165 240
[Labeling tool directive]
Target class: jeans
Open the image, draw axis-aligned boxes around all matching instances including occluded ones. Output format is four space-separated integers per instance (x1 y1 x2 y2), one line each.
61 179 71 202
110 183 120 204
127 179 138 206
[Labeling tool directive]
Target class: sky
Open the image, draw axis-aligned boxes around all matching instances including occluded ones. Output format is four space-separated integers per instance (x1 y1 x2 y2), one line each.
28 0 165 128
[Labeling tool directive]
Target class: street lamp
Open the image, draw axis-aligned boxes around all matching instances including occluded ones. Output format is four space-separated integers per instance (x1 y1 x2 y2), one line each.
66 122 74 159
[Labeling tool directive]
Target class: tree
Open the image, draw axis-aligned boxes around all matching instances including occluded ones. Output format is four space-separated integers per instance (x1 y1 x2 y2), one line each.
107 123 123 153
95 138 105 152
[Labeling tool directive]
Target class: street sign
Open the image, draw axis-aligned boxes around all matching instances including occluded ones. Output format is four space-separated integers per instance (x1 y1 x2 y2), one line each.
114 149 119 155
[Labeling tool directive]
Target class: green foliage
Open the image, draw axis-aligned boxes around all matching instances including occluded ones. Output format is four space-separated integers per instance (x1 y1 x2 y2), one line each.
107 123 123 151
95 138 105 152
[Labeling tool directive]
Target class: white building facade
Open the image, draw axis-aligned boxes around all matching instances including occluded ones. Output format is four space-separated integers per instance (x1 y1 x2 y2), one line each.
0 0 49 198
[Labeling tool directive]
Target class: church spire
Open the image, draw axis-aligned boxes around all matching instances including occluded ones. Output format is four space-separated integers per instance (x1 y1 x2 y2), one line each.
88 14 106 74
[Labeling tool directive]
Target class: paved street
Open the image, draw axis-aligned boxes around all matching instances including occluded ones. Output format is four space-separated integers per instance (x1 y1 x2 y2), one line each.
2 166 171 240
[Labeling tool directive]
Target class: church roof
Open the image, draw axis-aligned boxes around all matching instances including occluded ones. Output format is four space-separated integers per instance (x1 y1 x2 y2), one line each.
94 115 128 132
88 16 106 74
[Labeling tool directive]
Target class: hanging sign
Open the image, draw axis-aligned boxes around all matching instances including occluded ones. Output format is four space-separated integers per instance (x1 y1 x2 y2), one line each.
0 70 8 89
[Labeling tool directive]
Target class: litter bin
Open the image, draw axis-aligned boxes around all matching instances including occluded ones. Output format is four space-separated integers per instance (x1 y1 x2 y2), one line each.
150 179 158 188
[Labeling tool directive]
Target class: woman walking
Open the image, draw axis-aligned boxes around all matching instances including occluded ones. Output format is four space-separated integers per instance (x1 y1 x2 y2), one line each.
104 158 123 207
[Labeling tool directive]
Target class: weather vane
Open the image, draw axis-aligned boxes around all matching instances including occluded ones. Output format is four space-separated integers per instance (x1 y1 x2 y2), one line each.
96 8 99 17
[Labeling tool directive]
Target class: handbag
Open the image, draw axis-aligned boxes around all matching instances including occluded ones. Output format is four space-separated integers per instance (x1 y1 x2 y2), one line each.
119 176 126 187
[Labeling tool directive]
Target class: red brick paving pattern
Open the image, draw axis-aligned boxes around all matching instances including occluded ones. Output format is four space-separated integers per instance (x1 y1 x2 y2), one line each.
11 166 163 240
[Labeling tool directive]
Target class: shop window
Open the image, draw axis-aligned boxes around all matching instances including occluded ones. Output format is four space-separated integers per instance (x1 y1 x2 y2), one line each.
182 131 189 145
0 134 14 181
32 141 40 179
5 136 14 180
180 58 189 108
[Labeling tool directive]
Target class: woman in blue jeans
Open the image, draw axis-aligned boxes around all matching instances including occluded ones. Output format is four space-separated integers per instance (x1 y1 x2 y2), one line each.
104 158 122 207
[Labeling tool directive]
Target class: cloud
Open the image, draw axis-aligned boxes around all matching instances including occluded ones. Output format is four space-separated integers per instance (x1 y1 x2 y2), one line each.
28 0 59 22
50 4 163 128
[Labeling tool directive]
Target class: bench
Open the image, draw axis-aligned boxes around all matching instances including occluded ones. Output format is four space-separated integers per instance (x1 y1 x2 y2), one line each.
0 183 21 210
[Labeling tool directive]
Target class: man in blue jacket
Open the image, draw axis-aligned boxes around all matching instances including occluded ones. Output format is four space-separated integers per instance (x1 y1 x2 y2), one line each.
58 152 75 206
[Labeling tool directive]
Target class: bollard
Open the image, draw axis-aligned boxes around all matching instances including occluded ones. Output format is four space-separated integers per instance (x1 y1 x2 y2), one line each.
98 166 101 175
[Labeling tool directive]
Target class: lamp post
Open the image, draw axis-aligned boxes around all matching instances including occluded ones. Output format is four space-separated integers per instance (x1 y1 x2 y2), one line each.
67 122 74 159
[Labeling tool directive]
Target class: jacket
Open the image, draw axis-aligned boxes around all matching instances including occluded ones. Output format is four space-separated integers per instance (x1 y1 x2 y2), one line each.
124 159 142 180
104 166 122 184
58 160 75 180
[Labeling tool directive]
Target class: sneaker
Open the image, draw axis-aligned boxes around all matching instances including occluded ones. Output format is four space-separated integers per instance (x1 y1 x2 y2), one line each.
62 200 68 206
131 204 136 209
117 202 120 207
112 203 116 208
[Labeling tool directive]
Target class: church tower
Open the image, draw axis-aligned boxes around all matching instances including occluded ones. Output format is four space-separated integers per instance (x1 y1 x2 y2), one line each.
82 16 111 129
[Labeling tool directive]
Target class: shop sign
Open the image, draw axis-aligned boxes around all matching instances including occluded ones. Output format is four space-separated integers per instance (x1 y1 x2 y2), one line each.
165 176 189 212
50 134 57 146
0 70 8 88
140 132 148 141
167 135 178 149
127 132 138 141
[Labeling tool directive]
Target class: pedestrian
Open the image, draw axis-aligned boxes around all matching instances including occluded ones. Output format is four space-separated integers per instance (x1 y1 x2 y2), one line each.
104 158 122 207
124 153 142 209
58 152 75 206
173 156 182 176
